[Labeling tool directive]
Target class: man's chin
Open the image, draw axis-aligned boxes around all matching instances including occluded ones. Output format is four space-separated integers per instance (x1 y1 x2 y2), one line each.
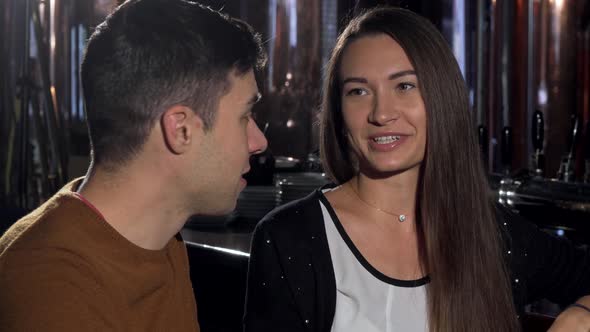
210 202 237 217
187 202 236 218
187 192 240 219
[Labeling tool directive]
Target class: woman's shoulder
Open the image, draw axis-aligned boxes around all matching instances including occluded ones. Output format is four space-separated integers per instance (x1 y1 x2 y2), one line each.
254 187 327 239
493 202 542 244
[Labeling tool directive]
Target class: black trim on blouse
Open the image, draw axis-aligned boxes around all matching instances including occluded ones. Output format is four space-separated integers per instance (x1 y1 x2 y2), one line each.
244 187 590 332
318 191 430 288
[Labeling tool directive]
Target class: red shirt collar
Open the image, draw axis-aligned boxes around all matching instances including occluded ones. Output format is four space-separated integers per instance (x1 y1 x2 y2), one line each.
72 192 106 221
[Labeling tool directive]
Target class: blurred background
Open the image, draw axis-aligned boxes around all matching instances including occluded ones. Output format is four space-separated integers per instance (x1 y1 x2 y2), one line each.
2 0 589 330
2 0 590 240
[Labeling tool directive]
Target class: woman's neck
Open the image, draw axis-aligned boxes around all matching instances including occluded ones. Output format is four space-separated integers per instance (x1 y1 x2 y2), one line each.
352 166 420 216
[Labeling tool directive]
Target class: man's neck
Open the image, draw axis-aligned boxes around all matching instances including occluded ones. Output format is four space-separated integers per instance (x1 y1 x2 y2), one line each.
77 166 189 251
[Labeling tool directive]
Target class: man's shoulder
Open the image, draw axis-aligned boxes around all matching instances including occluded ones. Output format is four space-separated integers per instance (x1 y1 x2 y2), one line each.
1 178 88 249
0 193 95 264
0 226 114 331
0 198 101 302
0 196 105 316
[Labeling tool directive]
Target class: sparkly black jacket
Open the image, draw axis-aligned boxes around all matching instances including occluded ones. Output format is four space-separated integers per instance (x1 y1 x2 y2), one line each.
243 189 590 332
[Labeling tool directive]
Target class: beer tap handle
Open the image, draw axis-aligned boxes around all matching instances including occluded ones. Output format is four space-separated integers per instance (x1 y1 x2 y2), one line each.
531 110 545 177
558 114 579 181
567 114 579 158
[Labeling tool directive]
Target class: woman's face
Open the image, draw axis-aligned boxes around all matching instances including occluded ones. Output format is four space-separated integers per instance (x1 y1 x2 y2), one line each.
339 33 427 176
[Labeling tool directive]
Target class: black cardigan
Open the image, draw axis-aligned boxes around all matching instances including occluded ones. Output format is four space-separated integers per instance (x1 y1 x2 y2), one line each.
243 189 590 332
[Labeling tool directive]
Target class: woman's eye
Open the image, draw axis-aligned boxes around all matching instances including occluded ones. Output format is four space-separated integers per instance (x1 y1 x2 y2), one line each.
345 88 367 96
398 82 416 91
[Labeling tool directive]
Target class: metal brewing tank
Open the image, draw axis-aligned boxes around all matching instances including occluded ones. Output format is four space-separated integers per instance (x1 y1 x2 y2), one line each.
0 0 118 210
1 0 336 207
256 0 324 163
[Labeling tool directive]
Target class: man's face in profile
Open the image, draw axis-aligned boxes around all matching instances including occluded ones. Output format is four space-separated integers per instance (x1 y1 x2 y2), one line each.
192 70 268 215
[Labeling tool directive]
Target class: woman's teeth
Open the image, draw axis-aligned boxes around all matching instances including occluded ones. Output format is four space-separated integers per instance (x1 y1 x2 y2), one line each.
373 135 401 144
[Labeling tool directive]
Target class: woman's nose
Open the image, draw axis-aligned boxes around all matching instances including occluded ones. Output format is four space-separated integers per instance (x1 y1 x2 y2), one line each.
369 93 400 125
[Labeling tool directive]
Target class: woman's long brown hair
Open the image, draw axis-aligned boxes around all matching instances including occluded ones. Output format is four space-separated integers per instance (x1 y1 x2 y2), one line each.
320 7 520 332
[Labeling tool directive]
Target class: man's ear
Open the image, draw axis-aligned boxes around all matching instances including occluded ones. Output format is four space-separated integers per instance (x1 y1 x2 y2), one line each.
161 105 203 154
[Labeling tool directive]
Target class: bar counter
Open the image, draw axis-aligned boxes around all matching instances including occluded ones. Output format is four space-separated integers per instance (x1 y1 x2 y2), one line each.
181 217 257 255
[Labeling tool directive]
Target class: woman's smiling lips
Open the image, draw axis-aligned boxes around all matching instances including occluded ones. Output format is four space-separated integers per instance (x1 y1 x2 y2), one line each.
367 132 409 152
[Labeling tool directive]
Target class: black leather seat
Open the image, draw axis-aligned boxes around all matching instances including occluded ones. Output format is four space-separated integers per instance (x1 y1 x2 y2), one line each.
186 242 249 332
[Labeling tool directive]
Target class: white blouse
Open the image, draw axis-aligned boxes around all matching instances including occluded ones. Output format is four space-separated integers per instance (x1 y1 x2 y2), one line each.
320 190 429 332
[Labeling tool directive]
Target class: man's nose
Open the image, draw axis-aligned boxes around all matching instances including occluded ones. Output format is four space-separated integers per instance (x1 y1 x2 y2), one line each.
249 120 268 155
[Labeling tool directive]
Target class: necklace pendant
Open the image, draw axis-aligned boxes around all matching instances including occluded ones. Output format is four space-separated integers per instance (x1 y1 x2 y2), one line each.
399 214 407 222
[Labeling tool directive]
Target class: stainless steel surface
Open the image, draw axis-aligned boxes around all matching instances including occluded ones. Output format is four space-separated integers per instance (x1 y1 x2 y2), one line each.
436 0 590 239
274 172 329 205
527 0 535 168
1 0 28 207
181 228 252 255
533 0 580 177
581 15 590 182
1 0 332 208
531 110 545 176
499 0 513 128
2 0 588 230
259 0 323 161
32 1 66 188
557 115 580 181
1 0 117 209
475 0 487 127
492 172 590 244
489 0 528 172
475 0 586 177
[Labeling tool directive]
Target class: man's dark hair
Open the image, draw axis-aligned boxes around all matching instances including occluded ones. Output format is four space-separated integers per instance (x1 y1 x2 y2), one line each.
81 0 266 169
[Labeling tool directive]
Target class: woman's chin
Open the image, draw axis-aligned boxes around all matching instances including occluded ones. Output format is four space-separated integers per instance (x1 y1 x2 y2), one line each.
359 160 422 179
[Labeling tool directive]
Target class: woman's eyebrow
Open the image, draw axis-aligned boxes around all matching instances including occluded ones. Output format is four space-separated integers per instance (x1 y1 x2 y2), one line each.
342 70 417 85
388 70 416 80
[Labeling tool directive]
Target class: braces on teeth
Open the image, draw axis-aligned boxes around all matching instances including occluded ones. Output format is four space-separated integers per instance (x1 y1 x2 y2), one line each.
373 136 400 143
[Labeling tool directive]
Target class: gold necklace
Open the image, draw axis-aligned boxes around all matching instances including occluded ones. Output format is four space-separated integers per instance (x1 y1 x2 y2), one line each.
345 182 408 222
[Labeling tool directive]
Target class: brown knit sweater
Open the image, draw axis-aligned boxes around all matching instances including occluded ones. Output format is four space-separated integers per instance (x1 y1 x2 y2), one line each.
0 180 200 331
